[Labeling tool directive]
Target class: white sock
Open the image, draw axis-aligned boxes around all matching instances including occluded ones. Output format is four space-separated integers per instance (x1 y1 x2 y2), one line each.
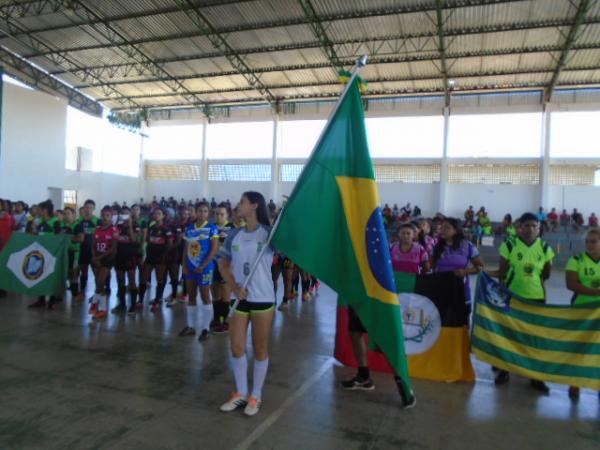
92 293 100 305
251 358 269 400
232 354 248 397
99 295 108 312
202 303 213 331
187 306 198 329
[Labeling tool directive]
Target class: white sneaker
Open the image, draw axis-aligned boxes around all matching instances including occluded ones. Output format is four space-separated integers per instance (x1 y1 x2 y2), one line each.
220 392 248 412
165 298 177 307
243 396 261 416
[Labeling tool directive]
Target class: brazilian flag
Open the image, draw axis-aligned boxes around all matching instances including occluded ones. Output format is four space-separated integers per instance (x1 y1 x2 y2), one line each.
336 272 475 382
272 75 412 396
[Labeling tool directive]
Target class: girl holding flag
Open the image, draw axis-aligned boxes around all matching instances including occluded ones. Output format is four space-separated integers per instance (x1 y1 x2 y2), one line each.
218 191 275 417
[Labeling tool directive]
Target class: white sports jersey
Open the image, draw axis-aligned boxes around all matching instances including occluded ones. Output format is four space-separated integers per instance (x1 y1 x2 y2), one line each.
218 225 275 303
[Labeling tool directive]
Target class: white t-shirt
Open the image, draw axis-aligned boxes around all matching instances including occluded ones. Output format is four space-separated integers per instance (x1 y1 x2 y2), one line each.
218 225 275 303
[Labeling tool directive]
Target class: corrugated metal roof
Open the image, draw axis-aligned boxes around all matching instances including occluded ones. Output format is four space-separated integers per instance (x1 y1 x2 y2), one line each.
0 0 597 113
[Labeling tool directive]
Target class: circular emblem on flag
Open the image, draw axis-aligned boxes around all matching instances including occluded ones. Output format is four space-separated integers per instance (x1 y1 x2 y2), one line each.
399 293 441 355
365 208 395 293
22 250 45 281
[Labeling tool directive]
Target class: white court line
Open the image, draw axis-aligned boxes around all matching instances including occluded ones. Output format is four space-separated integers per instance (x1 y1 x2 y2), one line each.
233 357 335 450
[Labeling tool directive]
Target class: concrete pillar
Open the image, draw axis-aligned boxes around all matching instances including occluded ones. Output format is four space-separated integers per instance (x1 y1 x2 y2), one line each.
201 120 208 200
540 104 552 209
438 106 450 214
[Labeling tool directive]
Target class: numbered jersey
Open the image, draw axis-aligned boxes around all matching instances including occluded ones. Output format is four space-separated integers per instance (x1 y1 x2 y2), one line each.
185 221 219 270
218 225 275 303
95 226 119 254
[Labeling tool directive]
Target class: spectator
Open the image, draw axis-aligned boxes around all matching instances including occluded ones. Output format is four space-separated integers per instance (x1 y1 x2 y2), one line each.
476 206 486 224
400 203 412 216
464 205 475 224
12 201 28 232
268 199 276 216
412 205 422 217
572 208 584 232
537 207 548 232
589 212 598 229
560 209 571 231
548 208 559 231
211 197 218 210
392 203 399 217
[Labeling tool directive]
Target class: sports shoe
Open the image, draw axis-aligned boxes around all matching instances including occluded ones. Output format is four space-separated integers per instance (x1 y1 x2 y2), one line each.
494 370 510 386
198 329 209 341
219 392 248 412
150 299 162 312
341 376 375 390
568 386 580 400
277 301 288 311
74 292 85 303
210 319 219 331
136 300 144 309
530 379 550 394
94 310 108 320
88 303 98 315
28 299 46 309
244 396 261 416
165 298 178 308
178 295 188 304
127 305 137 316
220 323 229 333
178 326 196 337
301 293 310 302
111 304 126 314
47 298 58 310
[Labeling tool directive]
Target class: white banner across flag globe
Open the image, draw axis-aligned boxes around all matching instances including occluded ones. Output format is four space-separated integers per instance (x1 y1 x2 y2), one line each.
6 242 57 288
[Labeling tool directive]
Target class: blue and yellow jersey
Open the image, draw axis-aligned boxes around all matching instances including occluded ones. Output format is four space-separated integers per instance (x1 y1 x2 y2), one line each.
184 221 219 269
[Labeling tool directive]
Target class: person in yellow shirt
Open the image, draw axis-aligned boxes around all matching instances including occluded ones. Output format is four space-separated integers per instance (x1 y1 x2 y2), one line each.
565 228 600 400
493 212 555 392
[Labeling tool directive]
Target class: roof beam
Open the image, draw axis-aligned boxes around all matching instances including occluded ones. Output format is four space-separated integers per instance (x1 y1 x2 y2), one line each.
74 43 600 89
434 0 451 106
0 0 253 22
0 45 102 116
15 0 531 58
109 81 600 111
47 16 600 79
94 65 600 102
297 0 343 73
173 0 276 105
63 1 207 110
0 3 142 111
545 0 593 102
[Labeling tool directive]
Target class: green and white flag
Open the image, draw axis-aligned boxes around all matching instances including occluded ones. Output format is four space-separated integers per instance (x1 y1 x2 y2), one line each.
0 233 69 296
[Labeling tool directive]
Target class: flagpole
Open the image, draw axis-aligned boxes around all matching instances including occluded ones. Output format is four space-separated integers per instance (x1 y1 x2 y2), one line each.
227 55 369 318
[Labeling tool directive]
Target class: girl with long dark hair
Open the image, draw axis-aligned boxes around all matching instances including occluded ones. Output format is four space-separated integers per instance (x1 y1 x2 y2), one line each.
218 191 275 416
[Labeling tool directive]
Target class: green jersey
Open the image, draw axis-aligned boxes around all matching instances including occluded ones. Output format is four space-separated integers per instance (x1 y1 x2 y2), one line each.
499 237 555 301
566 252 600 305
60 221 82 253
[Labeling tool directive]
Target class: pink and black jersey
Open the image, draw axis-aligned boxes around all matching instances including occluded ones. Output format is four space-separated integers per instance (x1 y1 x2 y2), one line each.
391 242 428 274
147 223 173 259
95 226 119 254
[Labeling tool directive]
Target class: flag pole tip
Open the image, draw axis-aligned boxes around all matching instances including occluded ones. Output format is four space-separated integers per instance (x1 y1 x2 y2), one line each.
357 55 368 67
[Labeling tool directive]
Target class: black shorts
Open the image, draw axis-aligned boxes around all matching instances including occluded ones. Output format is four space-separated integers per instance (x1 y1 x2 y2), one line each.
213 265 225 284
235 300 275 315
79 245 92 266
165 250 182 265
115 245 138 271
348 306 367 333
98 254 115 269
145 251 167 266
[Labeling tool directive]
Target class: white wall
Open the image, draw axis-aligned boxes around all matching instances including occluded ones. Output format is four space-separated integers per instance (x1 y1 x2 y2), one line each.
0 82 67 203
548 185 600 215
378 183 439 217
145 180 204 203
64 170 142 208
444 184 541 221
207 182 272 204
